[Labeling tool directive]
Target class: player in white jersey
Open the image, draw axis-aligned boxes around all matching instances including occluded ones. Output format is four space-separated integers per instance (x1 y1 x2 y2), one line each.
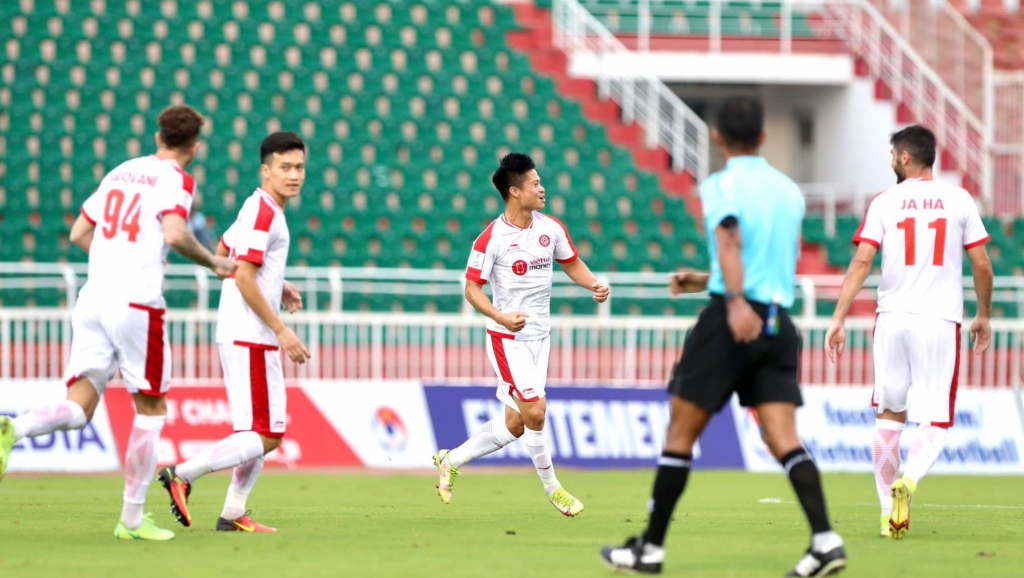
0 106 235 541
158 132 310 534
825 125 993 540
432 153 610 516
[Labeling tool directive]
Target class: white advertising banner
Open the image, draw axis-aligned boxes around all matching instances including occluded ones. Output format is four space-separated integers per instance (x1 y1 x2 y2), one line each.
734 386 1024 475
300 380 438 468
0 381 121 472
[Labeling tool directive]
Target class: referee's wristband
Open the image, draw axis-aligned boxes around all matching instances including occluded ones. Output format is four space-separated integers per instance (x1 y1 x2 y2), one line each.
723 290 743 302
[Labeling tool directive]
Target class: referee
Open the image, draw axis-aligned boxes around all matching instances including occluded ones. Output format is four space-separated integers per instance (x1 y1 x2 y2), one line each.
601 97 846 577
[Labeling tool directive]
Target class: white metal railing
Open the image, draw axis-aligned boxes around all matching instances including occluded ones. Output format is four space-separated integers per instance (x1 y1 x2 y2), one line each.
558 0 999 205
992 71 1024 215
552 0 710 180
1 309 1022 387
825 0 990 198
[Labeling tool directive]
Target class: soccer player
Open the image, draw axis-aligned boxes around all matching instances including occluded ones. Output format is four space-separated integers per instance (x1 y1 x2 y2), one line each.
432 153 610 517
0 105 235 540
157 132 311 533
601 98 846 577
825 125 993 540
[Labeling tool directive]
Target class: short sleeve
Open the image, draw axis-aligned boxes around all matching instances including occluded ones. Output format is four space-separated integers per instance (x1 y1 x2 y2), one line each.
852 197 883 248
80 190 103 225
234 198 277 266
156 168 196 221
466 223 496 284
700 175 740 231
548 216 578 264
963 199 990 249
220 222 238 254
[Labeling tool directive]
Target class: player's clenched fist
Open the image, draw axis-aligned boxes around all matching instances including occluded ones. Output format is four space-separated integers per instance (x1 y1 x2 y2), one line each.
592 282 610 303
277 326 311 364
824 319 846 363
497 311 529 333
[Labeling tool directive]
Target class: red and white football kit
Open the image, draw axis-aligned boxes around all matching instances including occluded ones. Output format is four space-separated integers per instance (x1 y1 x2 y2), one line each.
217 188 290 437
853 178 990 426
64 155 195 396
466 212 578 410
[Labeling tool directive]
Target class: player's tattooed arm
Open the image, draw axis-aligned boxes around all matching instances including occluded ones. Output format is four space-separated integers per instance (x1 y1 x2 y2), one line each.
559 258 610 303
163 214 236 279
825 241 878 361
69 213 95 252
465 279 528 332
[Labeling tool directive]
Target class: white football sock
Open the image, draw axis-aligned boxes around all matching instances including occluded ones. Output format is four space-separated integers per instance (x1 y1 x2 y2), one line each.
175 431 265 484
811 531 844 553
121 414 165 530
904 425 948 487
221 456 265 521
13 399 88 441
447 417 520 468
523 427 560 497
873 419 904 516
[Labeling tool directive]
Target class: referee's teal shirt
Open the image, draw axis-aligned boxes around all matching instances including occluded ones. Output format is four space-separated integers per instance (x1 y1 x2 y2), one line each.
699 156 804 308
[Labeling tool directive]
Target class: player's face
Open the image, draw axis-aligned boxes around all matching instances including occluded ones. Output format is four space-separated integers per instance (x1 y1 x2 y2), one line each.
262 149 306 199
891 147 906 184
514 169 545 210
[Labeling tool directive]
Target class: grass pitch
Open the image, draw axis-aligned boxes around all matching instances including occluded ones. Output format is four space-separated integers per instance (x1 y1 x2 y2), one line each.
0 469 1021 577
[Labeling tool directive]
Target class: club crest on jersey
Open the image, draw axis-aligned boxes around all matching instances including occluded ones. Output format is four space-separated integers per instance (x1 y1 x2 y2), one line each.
539 234 551 247
512 260 528 276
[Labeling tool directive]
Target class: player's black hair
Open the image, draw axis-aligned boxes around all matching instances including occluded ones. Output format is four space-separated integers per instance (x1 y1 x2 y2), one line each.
716 97 764 150
890 125 936 168
491 153 536 202
260 131 307 165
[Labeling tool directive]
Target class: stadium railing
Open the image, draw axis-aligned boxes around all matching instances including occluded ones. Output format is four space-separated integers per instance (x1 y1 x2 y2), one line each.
554 0 996 204
2 267 1021 387
551 0 710 180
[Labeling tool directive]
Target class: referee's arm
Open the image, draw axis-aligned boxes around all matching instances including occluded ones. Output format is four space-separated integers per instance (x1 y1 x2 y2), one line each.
716 218 763 343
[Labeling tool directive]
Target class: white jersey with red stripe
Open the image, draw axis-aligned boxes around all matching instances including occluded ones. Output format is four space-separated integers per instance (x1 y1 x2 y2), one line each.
216 188 291 348
853 178 989 324
465 212 579 341
78 155 195 308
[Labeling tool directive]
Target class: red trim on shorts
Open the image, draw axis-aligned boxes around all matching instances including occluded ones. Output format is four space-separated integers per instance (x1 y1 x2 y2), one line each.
65 374 79 388
234 340 279 351
236 429 284 438
129 303 166 397
80 207 97 226
248 346 272 435
931 323 961 428
489 332 539 402
964 236 991 250
870 313 879 408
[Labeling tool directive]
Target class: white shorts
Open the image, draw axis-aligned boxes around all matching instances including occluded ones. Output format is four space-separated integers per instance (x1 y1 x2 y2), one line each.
486 331 550 411
219 341 287 437
872 312 961 427
63 299 171 397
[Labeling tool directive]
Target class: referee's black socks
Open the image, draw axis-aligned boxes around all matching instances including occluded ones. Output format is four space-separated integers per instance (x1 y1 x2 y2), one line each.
780 447 832 534
642 451 692 547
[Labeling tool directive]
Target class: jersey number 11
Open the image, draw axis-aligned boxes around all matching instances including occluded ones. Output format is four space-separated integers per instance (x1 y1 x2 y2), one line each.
896 217 946 266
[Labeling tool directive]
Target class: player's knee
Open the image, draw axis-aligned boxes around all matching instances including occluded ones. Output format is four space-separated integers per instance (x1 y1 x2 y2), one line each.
506 418 525 438
520 405 546 430
261 435 283 454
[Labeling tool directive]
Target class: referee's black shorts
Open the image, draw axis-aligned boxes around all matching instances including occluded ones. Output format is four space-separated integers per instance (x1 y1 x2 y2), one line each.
668 296 802 414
